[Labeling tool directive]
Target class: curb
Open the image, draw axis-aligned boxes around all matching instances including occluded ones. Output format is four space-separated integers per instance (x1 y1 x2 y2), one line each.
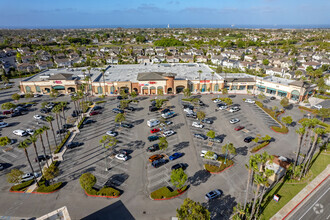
271 127 289 134
205 163 234 174
84 190 120 198
9 189 26 193
31 188 61 194
150 188 188 201
251 142 270 153
282 174 329 219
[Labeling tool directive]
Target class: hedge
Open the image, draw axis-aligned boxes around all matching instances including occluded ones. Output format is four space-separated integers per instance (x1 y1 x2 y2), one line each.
97 186 120 197
36 182 63 193
251 141 270 153
298 106 318 114
271 126 289 134
314 94 330 100
95 100 106 104
54 131 71 154
77 116 86 129
212 97 233 105
204 158 234 173
10 179 34 192
150 185 188 200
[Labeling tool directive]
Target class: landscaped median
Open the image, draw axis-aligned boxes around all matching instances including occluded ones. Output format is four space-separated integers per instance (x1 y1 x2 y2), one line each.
150 185 188 200
10 179 34 193
54 131 71 154
204 157 234 174
298 106 318 114
80 173 120 198
211 97 233 105
251 141 270 153
255 101 288 134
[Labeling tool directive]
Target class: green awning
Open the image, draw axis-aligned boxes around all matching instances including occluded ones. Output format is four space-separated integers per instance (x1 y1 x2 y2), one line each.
52 85 65 90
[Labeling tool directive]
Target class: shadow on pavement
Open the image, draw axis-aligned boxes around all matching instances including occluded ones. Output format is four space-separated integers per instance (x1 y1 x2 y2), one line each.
188 170 211 186
203 194 237 220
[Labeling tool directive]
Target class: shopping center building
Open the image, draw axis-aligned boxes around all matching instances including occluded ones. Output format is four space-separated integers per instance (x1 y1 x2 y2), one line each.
19 63 316 102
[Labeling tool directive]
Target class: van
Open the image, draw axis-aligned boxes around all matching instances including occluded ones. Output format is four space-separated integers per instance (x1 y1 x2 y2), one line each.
147 119 160 127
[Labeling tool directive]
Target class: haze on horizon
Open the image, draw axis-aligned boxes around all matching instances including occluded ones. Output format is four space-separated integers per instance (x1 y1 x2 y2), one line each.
0 0 329 27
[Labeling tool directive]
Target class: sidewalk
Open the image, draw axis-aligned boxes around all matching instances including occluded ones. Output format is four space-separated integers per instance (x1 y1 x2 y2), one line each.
25 104 94 193
271 164 330 220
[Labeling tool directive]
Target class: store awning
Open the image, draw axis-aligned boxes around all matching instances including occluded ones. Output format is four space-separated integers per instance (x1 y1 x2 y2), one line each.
277 90 287 94
267 87 276 91
52 85 65 90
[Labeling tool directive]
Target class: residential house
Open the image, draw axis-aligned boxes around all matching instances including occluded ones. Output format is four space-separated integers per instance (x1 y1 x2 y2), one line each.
265 155 290 183
195 55 208 63
137 56 151 64
211 55 224 65
157 50 166 56
21 55 34 63
180 55 194 63
17 63 36 72
54 59 71 67
36 61 54 70
302 61 321 70
238 61 251 71
106 56 119 64
222 59 239 69
166 56 180 63
244 55 254 62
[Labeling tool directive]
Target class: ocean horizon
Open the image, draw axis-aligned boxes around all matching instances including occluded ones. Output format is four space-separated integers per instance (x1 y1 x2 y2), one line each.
0 24 329 29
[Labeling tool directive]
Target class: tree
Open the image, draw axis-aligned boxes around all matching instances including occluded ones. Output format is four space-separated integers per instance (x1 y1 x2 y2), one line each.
11 93 20 102
100 135 118 171
24 92 33 100
171 168 187 188
295 70 303 78
262 59 269 66
43 163 59 182
120 89 128 99
317 108 330 121
115 113 126 125
158 137 168 150
221 143 236 159
26 135 43 176
42 126 53 163
46 116 57 148
243 155 258 212
206 130 215 139
1 102 16 110
281 116 293 126
258 93 266 100
157 89 163 96
7 169 24 184
215 65 222 73
49 89 59 98
79 173 96 190
292 127 305 175
119 100 129 110
280 97 289 108
176 198 210 220
36 128 49 168
196 111 206 122
222 88 228 96
183 88 191 98
130 91 137 99
17 141 38 185
0 136 11 147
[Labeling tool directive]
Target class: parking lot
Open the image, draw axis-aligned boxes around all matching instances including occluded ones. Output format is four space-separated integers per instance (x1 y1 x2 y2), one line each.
0 82 317 219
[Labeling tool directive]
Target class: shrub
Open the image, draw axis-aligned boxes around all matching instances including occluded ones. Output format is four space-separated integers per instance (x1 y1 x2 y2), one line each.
36 182 62 193
150 185 187 199
10 180 34 191
97 187 120 197
243 98 246 101
95 100 106 104
79 173 96 190
77 116 86 129
79 173 120 197
298 106 318 114
219 98 232 105
271 126 289 134
251 141 270 153
204 158 234 173
54 131 71 153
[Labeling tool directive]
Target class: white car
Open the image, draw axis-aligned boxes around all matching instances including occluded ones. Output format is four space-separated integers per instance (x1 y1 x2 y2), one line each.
34 94 42 98
200 150 218 160
245 99 255 104
0 122 9 128
313 105 322 110
115 153 128 161
184 108 194 114
162 130 175 137
147 119 160 127
213 99 222 103
21 172 40 182
33 115 43 120
192 122 204 128
219 105 227 110
230 118 240 124
229 107 240 113
13 129 28 136
106 130 118 137
26 129 34 135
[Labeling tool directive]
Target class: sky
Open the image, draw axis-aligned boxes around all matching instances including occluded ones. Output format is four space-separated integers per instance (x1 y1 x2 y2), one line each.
0 0 329 27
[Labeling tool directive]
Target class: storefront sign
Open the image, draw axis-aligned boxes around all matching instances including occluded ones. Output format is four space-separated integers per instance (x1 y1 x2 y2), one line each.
139 84 149 86
149 81 156 84
200 80 210 83
53 81 62 84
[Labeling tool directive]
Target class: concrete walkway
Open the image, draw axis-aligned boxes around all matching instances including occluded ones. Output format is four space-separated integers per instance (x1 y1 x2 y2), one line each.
25 104 94 193
271 164 330 220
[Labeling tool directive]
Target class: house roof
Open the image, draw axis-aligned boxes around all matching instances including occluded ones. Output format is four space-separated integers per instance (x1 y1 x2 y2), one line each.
48 73 73 80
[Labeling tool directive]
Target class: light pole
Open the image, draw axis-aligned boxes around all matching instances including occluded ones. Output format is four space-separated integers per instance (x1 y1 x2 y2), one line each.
224 143 229 165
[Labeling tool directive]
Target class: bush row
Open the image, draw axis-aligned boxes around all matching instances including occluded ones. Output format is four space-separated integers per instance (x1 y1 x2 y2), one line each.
298 106 318 114
150 185 188 200
10 179 34 192
95 100 107 104
251 141 270 153
77 116 86 129
271 126 289 134
314 94 330 100
36 182 63 193
54 131 71 154
80 173 120 197
204 158 234 173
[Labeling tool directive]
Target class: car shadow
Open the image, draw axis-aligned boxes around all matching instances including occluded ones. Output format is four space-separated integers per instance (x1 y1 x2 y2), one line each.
132 119 144 125
8 122 20 127
188 170 211 186
172 141 190 152
203 194 237 220
236 146 248 156
105 173 129 187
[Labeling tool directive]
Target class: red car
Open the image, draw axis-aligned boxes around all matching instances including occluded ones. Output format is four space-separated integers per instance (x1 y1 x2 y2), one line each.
3 110 13 115
235 126 245 131
90 111 101 116
150 128 160 134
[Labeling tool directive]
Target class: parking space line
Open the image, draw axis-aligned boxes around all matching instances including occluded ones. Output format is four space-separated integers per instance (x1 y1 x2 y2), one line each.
0 155 12 163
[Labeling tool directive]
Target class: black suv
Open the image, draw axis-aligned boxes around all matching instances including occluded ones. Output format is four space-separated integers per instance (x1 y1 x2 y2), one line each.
152 158 166 168
147 144 159 152
121 123 133 128
67 142 82 149
149 106 159 112
244 136 254 143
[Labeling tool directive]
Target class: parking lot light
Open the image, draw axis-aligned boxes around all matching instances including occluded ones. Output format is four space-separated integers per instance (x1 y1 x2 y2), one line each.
224 143 229 164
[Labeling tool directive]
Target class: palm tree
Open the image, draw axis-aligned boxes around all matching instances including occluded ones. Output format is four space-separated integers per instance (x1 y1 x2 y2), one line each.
26 135 43 176
36 128 49 168
197 70 202 92
243 155 258 211
18 141 38 185
45 116 57 148
292 126 305 176
255 168 274 217
60 102 67 124
52 106 63 142
42 126 53 163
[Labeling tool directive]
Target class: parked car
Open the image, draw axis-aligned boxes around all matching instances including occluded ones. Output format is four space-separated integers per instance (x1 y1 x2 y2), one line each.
229 107 240 113
171 163 187 171
82 120 95 125
117 96 123 100
149 106 159 112
194 133 208 140
93 106 103 110
150 128 160 134
148 135 159 142
169 152 184 161
147 119 160 127
146 144 159 152
67 142 82 149
0 163 3 171
34 94 42 98
90 111 101 116
35 155 50 162
62 124 73 129
213 99 222 103
0 122 9 128
162 130 175 137
202 119 213 124
209 136 223 143
161 109 171 114
244 136 254 143
219 105 228 110
205 189 222 201
56 129 67 135
23 104 33 108
40 108 50 114
126 106 135 111
149 154 164 162
186 113 197 119
106 130 118 137
161 111 175 119
245 99 255 104
313 105 322 110
198 101 205 106
3 110 13 115
121 123 133 128
26 129 34 135
184 108 194 114
112 108 124 114
11 112 21 117
152 158 166 168
13 129 28 136
200 150 218 160
33 115 43 120
192 121 204 128
21 172 40 182
270 96 276 100
0 115 6 120
235 126 245 131
229 118 240 124
115 153 128 161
